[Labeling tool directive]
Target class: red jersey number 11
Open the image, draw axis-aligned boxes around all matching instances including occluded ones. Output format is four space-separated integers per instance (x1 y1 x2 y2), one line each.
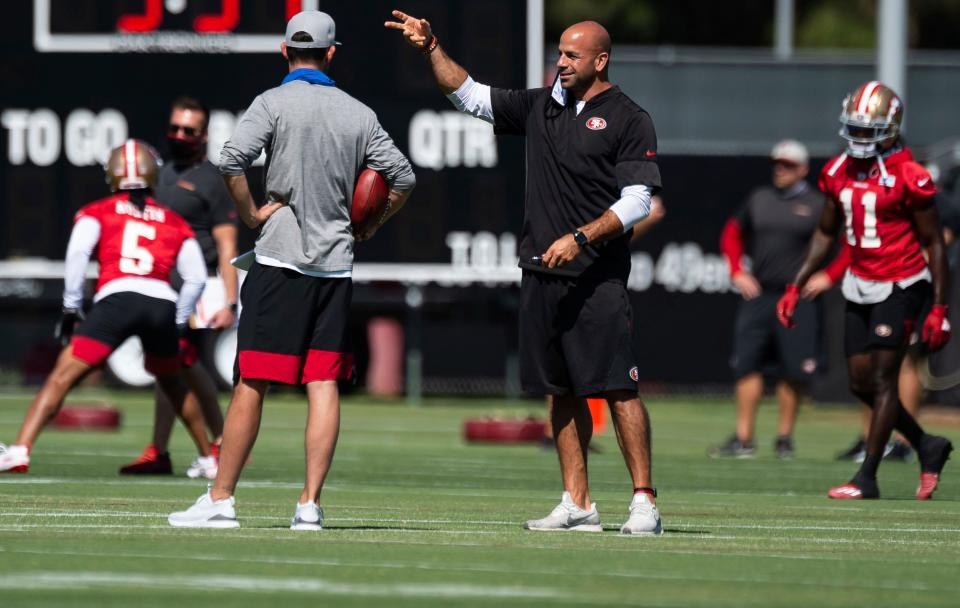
840 187 881 249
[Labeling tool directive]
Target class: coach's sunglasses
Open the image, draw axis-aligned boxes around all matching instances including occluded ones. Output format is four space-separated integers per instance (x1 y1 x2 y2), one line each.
168 124 200 137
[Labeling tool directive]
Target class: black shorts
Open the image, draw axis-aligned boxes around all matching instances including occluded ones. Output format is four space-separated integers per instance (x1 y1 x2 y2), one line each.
72 292 179 375
235 261 353 385
844 281 930 356
519 270 638 397
730 292 821 383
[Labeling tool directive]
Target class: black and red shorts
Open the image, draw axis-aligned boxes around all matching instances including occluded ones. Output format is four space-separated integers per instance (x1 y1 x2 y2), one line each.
71 292 179 375
844 281 930 356
235 262 353 385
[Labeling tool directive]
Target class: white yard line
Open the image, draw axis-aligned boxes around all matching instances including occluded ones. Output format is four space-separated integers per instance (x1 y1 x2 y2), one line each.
3 510 960 534
0 571 564 599
0 560 952 595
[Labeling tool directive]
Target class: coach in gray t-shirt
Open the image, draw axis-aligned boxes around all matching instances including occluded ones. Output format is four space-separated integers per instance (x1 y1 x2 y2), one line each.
169 10 416 530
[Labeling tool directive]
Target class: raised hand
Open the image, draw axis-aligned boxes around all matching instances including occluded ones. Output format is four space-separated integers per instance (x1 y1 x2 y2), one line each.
384 9 433 49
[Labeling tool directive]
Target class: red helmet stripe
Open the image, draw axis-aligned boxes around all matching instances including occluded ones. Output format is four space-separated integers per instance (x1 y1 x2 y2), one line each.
857 81 881 114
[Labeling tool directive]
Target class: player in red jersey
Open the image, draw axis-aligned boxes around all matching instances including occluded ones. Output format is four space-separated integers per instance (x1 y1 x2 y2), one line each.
778 82 953 500
0 140 210 474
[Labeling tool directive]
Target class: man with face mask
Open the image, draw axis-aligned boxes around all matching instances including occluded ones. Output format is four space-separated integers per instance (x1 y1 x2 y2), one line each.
119 96 237 480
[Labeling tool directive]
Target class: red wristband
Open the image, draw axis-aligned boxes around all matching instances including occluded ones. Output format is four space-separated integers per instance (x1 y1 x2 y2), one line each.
932 304 949 316
785 283 799 295
422 35 439 54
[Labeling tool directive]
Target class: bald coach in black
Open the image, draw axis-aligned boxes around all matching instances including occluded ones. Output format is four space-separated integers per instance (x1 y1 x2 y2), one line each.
388 12 664 534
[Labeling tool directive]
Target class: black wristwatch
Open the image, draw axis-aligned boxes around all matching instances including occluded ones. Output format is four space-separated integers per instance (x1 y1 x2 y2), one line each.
572 230 589 248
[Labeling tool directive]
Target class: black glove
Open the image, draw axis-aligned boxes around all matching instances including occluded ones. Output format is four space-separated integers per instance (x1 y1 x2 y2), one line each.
54 308 84 347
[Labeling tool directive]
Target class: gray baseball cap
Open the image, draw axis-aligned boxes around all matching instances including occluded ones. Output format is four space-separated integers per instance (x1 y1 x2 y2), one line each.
285 11 341 48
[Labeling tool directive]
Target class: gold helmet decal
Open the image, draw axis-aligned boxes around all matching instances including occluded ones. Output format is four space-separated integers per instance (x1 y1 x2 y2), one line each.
105 139 162 192
838 81 903 158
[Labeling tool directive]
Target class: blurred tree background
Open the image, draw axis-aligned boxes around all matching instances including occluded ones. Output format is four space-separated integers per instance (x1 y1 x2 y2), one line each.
546 0 960 49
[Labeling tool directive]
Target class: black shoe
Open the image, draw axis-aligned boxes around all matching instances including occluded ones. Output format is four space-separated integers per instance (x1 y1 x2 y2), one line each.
118 445 173 475
883 439 914 462
774 435 795 459
708 435 756 459
917 435 954 475
836 437 866 462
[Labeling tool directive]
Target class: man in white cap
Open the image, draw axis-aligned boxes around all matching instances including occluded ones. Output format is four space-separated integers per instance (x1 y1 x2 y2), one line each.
168 10 416 529
714 139 828 458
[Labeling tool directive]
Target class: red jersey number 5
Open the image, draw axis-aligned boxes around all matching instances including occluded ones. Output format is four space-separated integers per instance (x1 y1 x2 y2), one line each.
839 187 881 249
119 221 157 276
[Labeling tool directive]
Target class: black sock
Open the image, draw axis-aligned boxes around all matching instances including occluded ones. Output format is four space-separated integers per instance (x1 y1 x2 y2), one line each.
858 453 882 480
894 405 926 448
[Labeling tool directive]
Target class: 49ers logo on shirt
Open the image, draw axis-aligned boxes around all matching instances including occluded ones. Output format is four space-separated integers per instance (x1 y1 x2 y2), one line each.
585 117 607 130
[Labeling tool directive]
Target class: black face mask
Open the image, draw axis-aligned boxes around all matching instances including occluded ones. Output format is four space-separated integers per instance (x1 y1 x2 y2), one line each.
167 136 203 163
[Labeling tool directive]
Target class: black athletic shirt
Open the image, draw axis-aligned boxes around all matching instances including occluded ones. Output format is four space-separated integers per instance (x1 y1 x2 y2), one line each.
735 183 825 290
155 160 237 274
490 84 661 281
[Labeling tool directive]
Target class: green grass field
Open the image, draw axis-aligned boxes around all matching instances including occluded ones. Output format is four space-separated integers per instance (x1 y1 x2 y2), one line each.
1 389 958 607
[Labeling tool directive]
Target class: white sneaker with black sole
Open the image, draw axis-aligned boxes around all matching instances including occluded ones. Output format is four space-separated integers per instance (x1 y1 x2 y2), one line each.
290 501 323 531
185 455 218 480
620 492 662 535
523 491 602 532
168 490 239 528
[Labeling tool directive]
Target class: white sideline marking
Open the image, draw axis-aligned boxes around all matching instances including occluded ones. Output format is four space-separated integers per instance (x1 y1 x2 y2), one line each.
0 571 562 599
0 556 949 594
3 510 960 534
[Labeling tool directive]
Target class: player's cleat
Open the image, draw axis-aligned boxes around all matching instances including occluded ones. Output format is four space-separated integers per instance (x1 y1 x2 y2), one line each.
828 476 880 500
119 444 173 475
774 435 795 459
884 439 914 462
836 436 866 462
185 455 218 480
916 435 953 500
290 501 323 531
168 490 239 528
708 435 756 459
523 492 602 532
0 443 29 473
620 492 662 536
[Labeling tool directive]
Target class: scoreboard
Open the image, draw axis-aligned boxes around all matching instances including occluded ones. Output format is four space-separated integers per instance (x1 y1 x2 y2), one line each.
34 0 323 53
3 0 529 264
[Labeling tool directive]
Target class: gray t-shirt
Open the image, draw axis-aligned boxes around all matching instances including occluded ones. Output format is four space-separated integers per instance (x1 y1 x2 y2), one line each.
221 78 415 273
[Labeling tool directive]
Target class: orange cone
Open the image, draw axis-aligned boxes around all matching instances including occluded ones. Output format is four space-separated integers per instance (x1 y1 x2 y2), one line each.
587 398 607 435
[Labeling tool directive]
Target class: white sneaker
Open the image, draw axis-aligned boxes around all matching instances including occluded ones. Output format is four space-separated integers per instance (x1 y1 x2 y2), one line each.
523 492 602 532
168 490 239 528
290 501 323 531
620 492 662 535
0 444 29 473
185 455 218 480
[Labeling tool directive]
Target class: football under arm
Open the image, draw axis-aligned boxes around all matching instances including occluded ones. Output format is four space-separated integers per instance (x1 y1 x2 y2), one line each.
793 199 841 289
913 203 950 306
63 216 101 310
175 238 207 326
